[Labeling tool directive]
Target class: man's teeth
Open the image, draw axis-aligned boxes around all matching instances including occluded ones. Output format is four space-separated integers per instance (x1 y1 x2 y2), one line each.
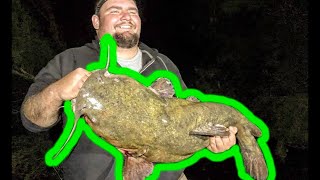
119 25 131 29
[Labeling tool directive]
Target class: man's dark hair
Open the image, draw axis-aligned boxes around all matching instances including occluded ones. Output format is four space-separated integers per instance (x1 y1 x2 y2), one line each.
95 0 108 15
94 0 141 15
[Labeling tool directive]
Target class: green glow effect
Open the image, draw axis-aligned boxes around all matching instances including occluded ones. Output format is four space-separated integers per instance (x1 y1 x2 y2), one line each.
45 34 276 180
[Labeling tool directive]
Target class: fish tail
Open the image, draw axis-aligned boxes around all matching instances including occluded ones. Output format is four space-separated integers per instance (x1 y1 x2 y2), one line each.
237 125 268 180
245 119 262 138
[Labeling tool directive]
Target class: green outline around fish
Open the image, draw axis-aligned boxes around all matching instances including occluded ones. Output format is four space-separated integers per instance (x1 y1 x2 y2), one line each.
44 34 276 180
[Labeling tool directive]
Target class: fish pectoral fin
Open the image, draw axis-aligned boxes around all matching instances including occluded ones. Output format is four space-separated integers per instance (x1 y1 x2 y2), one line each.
123 156 154 180
189 124 230 137
149 78 175 98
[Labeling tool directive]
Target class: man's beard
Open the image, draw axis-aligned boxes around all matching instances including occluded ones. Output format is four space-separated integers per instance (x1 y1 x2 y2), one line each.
113 32 139 48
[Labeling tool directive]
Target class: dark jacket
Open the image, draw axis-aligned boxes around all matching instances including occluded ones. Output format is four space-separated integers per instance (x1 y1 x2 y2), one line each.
21 39 187 180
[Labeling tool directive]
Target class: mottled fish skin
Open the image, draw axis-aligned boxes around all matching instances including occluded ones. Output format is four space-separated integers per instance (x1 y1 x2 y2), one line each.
74 69 268 180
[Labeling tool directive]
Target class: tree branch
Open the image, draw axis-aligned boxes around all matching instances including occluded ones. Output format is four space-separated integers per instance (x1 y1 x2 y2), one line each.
12 68 35 81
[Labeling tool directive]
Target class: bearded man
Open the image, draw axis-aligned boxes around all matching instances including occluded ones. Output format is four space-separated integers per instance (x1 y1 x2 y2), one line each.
20 0 237 179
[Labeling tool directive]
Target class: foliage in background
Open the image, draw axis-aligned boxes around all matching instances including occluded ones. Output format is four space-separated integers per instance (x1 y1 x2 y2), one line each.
11 69 61 179
12 133 59 180
12 0 65 179
12 0 65 77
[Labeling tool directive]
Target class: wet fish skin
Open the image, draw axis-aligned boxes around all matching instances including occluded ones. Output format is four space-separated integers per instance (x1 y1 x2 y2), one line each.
73 69 268 180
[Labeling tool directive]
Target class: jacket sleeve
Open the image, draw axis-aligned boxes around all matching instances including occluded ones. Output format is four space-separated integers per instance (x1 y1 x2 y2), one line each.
20 50 75 133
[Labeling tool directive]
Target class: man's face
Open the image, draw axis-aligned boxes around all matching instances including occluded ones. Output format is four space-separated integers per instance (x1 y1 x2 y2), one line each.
92 0 141 48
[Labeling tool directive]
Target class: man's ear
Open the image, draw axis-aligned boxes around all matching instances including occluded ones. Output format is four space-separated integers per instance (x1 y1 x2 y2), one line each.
92 15 100 30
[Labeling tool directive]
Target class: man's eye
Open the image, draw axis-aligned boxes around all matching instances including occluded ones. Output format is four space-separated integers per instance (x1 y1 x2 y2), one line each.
129 11 138 15
129 11 138 14
110 10 120 14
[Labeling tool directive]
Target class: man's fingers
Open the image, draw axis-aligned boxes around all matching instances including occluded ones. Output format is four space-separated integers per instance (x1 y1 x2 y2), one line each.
229 126 238 135
214 136 224 147
209 136 227 152
81 73 90 83
208 137 218 152
229 132 237 145
210 135 235 151
207 126 238 153
228 126 237 145
77 70 92 87
84 71 92 77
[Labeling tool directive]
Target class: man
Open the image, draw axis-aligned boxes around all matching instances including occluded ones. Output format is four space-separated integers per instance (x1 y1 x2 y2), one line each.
21 0 238 179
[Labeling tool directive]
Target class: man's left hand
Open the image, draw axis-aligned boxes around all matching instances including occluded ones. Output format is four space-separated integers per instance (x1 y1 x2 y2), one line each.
207 126 238 153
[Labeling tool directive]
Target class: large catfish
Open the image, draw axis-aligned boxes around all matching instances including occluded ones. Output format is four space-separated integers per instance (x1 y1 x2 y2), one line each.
72 69 268 180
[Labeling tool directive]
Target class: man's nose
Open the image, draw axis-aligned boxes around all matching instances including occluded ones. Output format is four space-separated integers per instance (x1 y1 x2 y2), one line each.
120 11 131 21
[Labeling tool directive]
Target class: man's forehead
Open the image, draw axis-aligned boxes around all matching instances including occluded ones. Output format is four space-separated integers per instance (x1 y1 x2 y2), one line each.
95 0 137 14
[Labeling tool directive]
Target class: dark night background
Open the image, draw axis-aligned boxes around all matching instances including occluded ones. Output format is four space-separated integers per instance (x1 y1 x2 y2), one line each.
12 0 309 179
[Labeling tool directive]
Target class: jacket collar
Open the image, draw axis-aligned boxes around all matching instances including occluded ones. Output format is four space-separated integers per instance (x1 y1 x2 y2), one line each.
90 38 158 73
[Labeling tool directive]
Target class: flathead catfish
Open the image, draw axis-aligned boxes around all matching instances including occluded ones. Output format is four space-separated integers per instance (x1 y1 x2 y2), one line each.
73 69 268 180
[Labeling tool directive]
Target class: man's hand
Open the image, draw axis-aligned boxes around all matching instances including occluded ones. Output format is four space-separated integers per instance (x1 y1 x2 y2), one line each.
207 126 238 153
22 68 91 128
53 68 91 101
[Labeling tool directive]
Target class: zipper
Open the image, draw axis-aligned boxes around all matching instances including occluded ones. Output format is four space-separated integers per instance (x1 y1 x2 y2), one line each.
139 50 156 73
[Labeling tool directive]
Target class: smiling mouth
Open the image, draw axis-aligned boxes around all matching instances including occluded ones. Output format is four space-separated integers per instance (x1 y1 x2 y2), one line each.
119 25 132 29
116 24 135 31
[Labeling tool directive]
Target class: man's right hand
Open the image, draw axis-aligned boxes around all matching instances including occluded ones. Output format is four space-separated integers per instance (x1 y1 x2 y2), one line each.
21 68 91 128
53 68 91 101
